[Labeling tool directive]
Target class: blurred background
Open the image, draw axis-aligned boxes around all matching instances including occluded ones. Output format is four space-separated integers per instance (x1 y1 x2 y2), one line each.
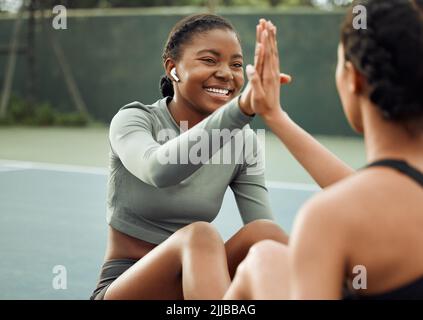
0 0 364 184
0 0 366 300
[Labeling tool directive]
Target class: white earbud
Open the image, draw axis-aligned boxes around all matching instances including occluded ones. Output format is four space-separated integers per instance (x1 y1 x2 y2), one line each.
170 68 180 82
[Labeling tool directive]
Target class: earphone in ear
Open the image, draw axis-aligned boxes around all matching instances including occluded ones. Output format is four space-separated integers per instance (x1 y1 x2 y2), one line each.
170 68 180 82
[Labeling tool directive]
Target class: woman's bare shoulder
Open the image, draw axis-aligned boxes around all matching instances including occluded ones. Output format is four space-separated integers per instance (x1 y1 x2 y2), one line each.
295 166 422 235
294 170 393 232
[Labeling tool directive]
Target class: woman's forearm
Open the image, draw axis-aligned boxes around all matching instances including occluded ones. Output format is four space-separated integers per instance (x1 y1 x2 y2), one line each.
265 110 355 188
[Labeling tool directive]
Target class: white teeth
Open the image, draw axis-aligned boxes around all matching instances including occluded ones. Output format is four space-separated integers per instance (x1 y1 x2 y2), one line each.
205 87 230 95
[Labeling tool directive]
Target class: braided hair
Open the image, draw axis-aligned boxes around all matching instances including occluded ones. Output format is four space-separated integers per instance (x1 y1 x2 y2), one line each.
341 0 423 130
160 14 240 98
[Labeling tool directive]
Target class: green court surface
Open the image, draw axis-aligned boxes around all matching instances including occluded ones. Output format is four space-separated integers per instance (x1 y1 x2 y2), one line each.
0 126 365 299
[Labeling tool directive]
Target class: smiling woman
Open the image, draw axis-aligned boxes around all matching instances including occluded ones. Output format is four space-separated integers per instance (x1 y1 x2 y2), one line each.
161 15 246 123
89 14 289 300
167 28 243 117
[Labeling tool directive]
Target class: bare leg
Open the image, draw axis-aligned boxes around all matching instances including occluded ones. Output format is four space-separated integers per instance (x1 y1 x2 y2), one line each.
104 222 231 300
225 219 289 278
224 240 291 300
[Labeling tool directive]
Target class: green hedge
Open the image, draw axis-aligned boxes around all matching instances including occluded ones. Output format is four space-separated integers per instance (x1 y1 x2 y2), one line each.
0 8 356 135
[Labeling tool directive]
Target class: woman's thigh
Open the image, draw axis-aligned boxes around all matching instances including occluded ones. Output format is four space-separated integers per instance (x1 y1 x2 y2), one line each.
103 232 184 300
225 219 288 278
103 221 229 300
90 258 138 300
224 240 290 300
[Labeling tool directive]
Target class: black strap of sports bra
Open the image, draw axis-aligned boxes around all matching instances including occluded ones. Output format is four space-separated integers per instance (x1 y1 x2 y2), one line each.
365 159 423 187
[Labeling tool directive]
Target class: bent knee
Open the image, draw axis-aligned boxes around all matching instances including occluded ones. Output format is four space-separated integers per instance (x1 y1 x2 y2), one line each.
233 241 283 280
245 219 279 231
180 221 222 247
247 240 288 266
243 220 289 244
237 241 291 299
184 221 219 237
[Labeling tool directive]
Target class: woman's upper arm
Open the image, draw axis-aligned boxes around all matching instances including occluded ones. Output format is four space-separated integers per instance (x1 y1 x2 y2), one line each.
230 128 274 223
109 109 165 186
230 172 274 223
110 98 255 188
288 196 349 299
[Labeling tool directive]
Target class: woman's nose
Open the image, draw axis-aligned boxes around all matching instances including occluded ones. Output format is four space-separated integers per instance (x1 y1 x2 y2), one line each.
214 65 234 81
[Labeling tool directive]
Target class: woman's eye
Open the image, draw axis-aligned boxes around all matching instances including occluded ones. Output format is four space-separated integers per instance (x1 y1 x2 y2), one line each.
202 58 216 64
233 63 243 68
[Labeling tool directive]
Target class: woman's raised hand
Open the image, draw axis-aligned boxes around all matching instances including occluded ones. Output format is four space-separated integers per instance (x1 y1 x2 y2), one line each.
239 20 291 118
247 20 289 121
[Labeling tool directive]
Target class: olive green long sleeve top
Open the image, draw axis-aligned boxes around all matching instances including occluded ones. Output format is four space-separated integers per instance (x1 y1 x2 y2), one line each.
107 96 273 244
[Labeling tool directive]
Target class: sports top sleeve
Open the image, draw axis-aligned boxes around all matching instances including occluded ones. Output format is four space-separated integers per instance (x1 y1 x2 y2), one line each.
230 129 274 223
109 97 253 188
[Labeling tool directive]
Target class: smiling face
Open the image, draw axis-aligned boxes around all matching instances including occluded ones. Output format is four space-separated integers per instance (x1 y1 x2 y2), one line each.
168 28 244 115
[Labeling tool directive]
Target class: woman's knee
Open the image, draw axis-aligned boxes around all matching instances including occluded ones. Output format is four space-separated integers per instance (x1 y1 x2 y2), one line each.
180 221 223 250
242 240 287 272
235 240 290 299
242 219 289 244
230 241 281 290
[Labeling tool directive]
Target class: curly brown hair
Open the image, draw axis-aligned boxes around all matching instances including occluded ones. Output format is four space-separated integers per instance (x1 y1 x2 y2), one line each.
341 0 423 131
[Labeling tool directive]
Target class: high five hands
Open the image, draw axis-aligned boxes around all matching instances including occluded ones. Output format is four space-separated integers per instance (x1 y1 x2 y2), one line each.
239 19 291 120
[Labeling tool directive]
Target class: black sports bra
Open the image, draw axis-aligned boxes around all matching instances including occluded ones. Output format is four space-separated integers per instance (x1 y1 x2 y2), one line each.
366 159 423 187
345 159 423 300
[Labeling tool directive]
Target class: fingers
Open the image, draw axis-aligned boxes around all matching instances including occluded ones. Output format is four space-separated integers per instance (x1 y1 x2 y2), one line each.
257 27 266 79
246 64 255 80
280 73 292 84
246 64 265 104
256 19 286 86
262 29 274 86
256 21 263 43
253 25 260 76
269 21 279 57
254 39 261 74
259 18 267 34
267 21 280 75
266 21 275 57
256 33 266 82
254 25 260 67
254 21 263 75
256 19 267 77
266 21 276 73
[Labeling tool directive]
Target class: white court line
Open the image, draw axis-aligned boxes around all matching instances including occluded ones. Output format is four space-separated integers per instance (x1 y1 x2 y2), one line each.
0 159 107 175
0 167 28 173
267 181 320 192
0 159 319 191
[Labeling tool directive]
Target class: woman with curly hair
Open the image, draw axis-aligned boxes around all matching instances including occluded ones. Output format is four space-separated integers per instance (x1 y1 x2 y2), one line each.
225 0 423 299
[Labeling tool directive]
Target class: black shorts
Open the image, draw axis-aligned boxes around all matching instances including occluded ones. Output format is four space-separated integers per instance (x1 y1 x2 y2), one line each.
90 258 138 300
